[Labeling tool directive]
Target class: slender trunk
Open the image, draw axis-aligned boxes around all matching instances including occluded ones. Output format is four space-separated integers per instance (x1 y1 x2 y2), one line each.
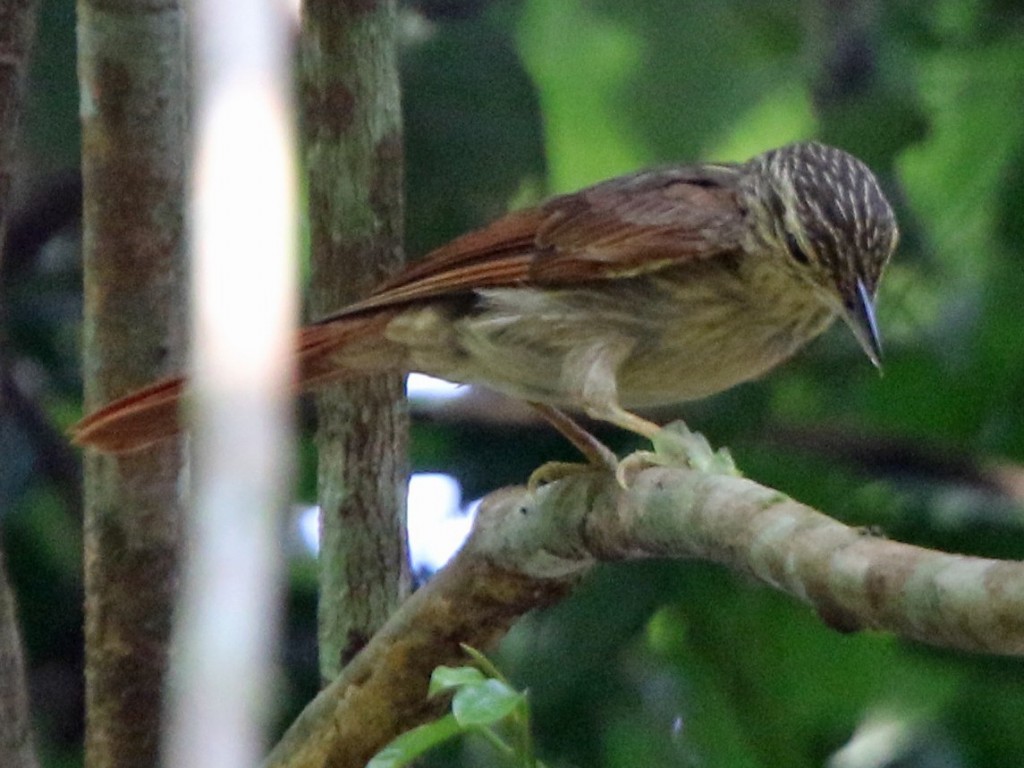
300 0 410 681
76 2 188 765
0 548 39 768
0 0 40 762
0 0 37 275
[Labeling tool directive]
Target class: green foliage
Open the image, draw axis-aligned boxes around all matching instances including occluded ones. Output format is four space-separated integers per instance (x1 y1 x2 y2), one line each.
402 12 546 256
369 647 543 768
367 715 464 768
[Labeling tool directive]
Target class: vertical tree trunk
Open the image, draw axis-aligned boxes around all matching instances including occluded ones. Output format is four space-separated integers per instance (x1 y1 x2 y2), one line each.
0 549 38 768
76 2 188 766
0 0 36 272
300 0 410 681
0 0 40 763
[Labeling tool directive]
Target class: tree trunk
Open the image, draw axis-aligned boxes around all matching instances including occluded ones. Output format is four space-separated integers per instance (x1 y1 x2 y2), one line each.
300 0 410 681
77 2 188 765
0 0 41 762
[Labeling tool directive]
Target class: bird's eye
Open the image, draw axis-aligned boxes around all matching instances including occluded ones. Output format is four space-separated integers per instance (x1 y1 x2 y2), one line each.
785 231 810 265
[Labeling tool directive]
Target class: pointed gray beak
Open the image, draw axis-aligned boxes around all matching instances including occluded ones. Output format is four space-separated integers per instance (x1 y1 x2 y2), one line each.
842 278 883 369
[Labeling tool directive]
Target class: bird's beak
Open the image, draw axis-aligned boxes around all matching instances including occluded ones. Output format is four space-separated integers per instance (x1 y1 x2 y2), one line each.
841 278 883 369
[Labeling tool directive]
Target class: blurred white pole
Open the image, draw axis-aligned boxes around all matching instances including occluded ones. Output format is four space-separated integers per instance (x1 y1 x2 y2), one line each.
163 0 296 764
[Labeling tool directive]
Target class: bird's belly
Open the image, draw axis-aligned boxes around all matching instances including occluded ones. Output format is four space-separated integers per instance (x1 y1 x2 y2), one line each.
615 317 822 406
387 274 835 408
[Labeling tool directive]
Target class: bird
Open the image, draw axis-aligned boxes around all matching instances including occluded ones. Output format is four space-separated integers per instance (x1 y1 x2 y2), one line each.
70 141 899 456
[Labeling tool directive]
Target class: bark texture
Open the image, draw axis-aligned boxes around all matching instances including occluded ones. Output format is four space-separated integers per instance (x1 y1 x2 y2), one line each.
0 548 39 768
77 1 188 766
1 0 41 764
0 0 36 271
300 0 410 680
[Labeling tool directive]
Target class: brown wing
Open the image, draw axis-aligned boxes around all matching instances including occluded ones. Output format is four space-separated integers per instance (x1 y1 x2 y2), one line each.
317 162 746 322
531 162 746 280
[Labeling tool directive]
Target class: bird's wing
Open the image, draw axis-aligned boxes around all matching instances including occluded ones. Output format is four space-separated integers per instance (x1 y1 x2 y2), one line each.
316 163 746 323
531 162 745 281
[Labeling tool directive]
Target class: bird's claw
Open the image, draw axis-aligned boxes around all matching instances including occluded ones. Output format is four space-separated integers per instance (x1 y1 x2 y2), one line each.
527 460 605 493
616 421 738 487
529 421 737 491
614 451 658 487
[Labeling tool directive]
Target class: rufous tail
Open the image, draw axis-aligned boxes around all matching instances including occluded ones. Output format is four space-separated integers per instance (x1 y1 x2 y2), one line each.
70 311 399 453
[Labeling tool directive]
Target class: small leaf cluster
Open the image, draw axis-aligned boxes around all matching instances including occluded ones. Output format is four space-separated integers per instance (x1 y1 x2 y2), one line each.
369 646 544 768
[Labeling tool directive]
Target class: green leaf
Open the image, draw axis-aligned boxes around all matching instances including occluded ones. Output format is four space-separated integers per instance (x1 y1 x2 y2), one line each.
429 665 486 696
366 714 463 768
452 679 525 727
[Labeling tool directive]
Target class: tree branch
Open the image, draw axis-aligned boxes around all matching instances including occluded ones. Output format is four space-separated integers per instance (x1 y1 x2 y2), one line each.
265 441 1024 767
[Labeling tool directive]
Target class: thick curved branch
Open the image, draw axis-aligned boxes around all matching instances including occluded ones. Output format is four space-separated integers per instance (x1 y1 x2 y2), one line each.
266 452 1024 768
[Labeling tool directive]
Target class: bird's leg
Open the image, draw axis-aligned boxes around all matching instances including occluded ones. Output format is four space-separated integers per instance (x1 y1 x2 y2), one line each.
586 403 662 440
528 340 735 489
530 403 618 468
520 340 634 489
522 340 636 487
564 340 736 485
565 338 662 439
527 403 617 490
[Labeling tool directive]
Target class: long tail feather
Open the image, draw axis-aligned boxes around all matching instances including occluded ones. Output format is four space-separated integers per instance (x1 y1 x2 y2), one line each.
70 311 401 453
70 377 187 453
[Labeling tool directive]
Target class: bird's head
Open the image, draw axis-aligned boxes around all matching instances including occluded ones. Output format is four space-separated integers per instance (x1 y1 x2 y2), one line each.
744 141 899 367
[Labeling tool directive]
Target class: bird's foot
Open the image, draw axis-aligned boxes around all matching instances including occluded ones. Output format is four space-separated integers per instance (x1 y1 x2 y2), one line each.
527 403 619 491
615 421 738 487
527 460 608 493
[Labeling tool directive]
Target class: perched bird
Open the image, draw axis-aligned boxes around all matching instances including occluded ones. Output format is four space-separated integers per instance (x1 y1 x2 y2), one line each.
71 141 898 454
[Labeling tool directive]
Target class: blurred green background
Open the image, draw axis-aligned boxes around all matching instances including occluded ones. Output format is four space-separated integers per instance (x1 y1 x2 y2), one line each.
4 0 1024 766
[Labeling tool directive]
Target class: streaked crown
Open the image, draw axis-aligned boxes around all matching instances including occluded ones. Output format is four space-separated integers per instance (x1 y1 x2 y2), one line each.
741 141 899 364
746 142 898 291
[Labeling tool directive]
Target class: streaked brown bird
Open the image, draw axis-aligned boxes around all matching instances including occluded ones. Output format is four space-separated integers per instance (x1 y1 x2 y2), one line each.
71 141 898 454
